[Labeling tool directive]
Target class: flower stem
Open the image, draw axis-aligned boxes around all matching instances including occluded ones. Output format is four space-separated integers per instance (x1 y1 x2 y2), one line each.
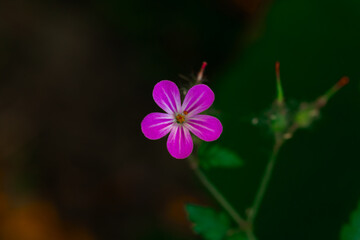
248 139 283 225
193 167 247 228
189 157 256 239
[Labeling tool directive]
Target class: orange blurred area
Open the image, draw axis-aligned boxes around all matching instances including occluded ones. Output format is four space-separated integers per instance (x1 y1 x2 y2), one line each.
0 194 94 240
162 194 202 231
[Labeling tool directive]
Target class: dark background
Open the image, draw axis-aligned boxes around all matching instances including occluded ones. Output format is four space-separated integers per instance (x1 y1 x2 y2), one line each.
0 0 359 240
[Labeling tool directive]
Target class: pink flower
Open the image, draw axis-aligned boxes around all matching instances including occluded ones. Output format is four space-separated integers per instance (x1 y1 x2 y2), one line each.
141 80 223 159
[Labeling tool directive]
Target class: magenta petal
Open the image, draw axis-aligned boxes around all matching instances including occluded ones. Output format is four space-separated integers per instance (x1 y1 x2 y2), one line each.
153 80 181 114
185 115 222 142
141 112 173 140
166 126 193 159
181 84 214 117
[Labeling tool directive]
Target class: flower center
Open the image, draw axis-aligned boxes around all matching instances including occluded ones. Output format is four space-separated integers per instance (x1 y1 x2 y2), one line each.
175 111 189 124
175 114 185 124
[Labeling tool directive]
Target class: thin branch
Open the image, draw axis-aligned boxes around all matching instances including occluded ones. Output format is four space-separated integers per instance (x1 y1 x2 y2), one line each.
248 139 283 225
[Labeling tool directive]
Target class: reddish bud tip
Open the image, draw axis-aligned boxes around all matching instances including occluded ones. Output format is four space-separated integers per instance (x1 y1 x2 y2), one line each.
323 76 349 100
275 61 280 78
337 76 349 87
197 62 208 83
201 61 208 70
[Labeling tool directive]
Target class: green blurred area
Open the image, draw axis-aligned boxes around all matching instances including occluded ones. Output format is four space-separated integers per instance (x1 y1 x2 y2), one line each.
214 0 360 239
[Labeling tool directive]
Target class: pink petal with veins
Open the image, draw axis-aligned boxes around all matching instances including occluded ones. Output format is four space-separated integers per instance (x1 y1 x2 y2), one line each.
141 112 173 140
166 126 193 159
182 84 214 117
185 115 222 142
153 80 181 114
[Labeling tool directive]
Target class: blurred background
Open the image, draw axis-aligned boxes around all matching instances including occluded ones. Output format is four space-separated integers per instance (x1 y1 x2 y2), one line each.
0 0 359 239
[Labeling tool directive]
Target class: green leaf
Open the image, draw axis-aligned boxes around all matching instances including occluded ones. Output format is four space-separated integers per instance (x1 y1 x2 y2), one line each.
341 201 360 240
198 143 244 169
185 204 231 240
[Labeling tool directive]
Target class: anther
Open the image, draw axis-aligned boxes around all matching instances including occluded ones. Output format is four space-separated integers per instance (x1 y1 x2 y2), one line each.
176 114 186 124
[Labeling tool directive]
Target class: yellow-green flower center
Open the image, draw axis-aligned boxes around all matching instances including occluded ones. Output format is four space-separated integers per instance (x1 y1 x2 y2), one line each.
175 111 189 124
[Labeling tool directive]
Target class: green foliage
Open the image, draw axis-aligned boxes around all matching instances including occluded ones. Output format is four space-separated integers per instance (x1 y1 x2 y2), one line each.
185 204 231 240
198 143 244 169
341 201 360 240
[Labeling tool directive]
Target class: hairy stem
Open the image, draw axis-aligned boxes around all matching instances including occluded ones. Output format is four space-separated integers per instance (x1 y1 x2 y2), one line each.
248 139 283 225
189 158 256 240
189 158 256 239
192 167 248 229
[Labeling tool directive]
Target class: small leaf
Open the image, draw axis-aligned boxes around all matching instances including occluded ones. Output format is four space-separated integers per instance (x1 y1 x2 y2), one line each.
341 201 360 240
198 143 244 169
185 204 231 240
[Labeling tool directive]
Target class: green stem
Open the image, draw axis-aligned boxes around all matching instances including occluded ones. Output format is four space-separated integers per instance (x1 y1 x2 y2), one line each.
248 140 283 225
190 159 257 239
192 166 249 230
193 167 257 240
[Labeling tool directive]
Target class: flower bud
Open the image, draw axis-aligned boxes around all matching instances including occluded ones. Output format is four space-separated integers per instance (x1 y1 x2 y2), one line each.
270 112 288 133
294 103 319 128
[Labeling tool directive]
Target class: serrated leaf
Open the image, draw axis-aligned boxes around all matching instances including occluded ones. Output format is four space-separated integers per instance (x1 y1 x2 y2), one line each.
198 143 244 169
341 201 360 240
185 204 231 240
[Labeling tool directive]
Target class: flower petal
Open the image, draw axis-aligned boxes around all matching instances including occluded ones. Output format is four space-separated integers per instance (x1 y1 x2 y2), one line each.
182 84 214 117
185 115 222 142
153 80 181 114
167 126 193 159
141 113 173 140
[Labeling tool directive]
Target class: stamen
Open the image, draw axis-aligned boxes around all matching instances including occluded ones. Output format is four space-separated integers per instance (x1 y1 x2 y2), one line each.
175 114 186 124
183 110 188 115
